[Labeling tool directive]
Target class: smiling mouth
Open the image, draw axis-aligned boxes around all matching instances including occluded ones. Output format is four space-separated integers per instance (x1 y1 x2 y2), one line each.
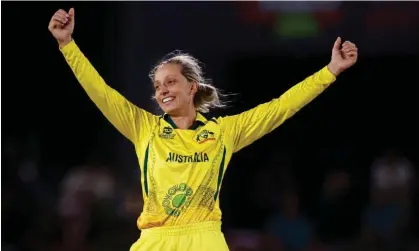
162 97 175 104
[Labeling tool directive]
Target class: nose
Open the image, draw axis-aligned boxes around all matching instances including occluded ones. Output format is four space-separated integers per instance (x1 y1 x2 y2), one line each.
157 85 169 97
161 89 169 96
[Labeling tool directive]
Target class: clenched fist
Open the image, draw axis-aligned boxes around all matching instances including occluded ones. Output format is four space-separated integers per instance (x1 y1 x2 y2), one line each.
48 8 75 48
327 37 358 77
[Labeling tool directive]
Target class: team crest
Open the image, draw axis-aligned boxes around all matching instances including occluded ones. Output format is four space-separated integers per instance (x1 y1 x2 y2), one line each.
162 183 193 217
196 130 216 144
159 126 175 139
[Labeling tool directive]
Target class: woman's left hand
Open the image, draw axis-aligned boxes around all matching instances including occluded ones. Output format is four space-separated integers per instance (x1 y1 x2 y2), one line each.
327 37 358 77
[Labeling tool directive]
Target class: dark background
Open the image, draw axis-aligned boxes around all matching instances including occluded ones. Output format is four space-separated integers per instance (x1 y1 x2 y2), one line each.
2 2 418 251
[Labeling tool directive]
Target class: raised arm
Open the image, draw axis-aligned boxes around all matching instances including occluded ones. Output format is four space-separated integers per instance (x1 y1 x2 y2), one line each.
48 8 155 143
222 37 358 152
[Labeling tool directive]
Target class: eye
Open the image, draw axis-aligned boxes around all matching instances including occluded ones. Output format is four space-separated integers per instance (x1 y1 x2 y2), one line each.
154 85 160 90
168 79 176 85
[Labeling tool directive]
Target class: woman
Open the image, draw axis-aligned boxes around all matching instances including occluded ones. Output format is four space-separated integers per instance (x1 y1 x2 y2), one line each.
48 8 358 251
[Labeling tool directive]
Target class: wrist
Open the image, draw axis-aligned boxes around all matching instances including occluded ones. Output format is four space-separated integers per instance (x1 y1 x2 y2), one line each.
58 37 72 49
327 63 342 77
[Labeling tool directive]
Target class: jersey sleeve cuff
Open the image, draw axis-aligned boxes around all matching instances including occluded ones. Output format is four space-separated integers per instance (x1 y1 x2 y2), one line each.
59 39 78 53
322 65 337 83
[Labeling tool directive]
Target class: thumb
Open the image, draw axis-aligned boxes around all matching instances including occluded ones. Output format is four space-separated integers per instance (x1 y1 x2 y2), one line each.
333 37 341 51
69 8 75 18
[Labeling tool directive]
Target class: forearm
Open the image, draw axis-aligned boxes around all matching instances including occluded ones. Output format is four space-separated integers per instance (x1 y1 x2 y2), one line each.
279 66 336 112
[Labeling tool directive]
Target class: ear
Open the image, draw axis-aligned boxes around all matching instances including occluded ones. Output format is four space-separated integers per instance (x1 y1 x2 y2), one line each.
190 81 198 95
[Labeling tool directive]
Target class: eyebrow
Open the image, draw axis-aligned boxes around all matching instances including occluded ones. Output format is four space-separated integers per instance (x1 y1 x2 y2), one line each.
153 74 180 85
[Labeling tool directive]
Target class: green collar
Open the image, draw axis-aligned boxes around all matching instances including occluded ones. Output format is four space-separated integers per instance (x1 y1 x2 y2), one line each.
163 112 208 130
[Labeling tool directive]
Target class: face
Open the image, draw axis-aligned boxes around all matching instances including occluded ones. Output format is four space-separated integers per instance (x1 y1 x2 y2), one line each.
153 63 197 115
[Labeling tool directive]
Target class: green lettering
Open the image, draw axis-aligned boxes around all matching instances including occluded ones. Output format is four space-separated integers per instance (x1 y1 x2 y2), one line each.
166 152 173 162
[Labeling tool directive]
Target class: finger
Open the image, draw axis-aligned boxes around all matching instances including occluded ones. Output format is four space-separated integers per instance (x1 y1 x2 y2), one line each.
342 44 356 51
342 43 356 50
343 41 356 48
56 9 69 18
342 42 356 47
333 37 342 50
52 14 68 25
342 47 358 54
48 20 61 30
348 52 358 60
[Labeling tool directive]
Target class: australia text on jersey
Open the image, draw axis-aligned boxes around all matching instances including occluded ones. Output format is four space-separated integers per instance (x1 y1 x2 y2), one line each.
166 152 210 163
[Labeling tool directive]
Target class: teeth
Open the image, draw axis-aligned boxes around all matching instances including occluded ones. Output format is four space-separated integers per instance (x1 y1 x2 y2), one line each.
163 97 174 103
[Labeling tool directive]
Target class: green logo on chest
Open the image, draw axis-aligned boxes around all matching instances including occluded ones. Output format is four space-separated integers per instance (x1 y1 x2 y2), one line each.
196 130 216 144
162 183 193 217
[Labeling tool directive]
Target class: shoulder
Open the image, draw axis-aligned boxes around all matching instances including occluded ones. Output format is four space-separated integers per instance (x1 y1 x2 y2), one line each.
211 115 235 127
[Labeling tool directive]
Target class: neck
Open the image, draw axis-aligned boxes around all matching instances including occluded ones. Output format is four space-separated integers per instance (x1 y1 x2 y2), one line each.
169 106 197 129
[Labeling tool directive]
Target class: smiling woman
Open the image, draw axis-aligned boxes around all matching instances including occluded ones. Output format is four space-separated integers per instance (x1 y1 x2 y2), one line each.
149 53 225 117
48 7 358 251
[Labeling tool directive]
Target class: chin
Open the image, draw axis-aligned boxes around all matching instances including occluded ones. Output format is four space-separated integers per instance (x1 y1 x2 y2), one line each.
161 105 178 115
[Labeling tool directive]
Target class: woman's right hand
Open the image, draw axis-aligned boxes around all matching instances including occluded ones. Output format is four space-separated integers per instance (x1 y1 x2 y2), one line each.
48 8 75 48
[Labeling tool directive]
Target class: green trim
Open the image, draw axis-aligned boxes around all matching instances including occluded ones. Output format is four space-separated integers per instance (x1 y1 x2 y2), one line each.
163 115 178 129
210 118 218 124
214 147 226 201
163 114 205 130
188 120 205 130
143 144 150 196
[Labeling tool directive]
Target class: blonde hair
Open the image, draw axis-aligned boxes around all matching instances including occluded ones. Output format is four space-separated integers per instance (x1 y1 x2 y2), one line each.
149 52 226 113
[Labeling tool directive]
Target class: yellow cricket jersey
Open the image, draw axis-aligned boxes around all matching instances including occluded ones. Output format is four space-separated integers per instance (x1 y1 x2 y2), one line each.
60 40 336 230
